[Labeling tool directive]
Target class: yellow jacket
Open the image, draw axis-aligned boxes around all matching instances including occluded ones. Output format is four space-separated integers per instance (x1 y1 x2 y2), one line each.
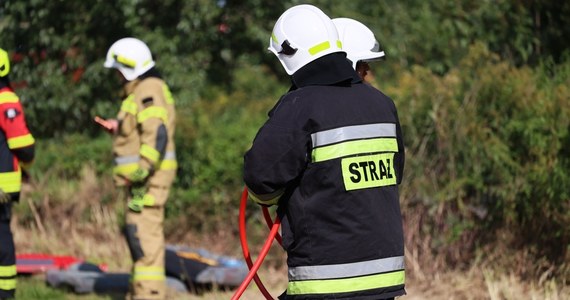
112 76 176 188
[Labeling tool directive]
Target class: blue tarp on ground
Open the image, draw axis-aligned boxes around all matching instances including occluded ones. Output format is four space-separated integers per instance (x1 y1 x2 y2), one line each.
46 245 248 295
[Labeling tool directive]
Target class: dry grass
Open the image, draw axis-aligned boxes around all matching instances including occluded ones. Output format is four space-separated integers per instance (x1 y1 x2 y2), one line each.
11 165 570 299
14 165 131 270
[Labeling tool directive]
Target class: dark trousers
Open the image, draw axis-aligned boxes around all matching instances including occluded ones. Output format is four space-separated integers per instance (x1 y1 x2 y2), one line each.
0 203 15 299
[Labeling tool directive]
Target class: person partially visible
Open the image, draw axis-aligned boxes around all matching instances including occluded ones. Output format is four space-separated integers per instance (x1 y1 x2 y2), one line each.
101 37 177 300
333 17 386 81
244 4 406 299
0 47 36 300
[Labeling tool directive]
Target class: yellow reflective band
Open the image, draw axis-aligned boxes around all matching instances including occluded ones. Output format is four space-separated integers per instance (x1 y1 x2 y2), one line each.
162 85 175 105
133 266 165 281
271 33 278 44
140 144 160 163
158 159 177 170
287 270 405 295
0 49 10 77
309 41 331 56
120 95 137 115
312 138 398 162
337 40 342 49
0 171 21 193
0 266 16 277
137 106 167 124
0 278 16 291
8 133 35 149
113 163 139 176
247 188 282 206
114 54 136 68
0 92 18 104
142 194 155 206
341 153 397 191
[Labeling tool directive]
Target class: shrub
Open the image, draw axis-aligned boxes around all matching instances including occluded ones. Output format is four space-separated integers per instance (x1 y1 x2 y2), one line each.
388 43 570 271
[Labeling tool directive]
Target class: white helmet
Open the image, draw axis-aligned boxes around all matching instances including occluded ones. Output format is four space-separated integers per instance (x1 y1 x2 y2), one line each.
268 5 343 75
332 18 385 69
103 37 155 81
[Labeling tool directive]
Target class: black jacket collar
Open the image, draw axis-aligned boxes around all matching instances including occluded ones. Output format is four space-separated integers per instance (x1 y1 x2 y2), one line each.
138 67 162 80
0 77 10 89
290 52 361 90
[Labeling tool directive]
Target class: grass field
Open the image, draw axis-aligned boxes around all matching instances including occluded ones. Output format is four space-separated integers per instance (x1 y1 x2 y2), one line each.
15 266 569 300
12 219 569 300
11 179 569 300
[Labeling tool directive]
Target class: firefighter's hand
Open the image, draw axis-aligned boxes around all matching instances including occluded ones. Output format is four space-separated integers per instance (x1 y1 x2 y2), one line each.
247 188 281 207
126 168 149 183
21 169 30 183
20 161 33 183
128 185 147 213
128 194 144 212
94 116 119 134
0 190 10 204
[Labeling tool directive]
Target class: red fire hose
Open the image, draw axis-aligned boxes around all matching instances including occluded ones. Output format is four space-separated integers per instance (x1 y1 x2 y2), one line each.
232 187 282 300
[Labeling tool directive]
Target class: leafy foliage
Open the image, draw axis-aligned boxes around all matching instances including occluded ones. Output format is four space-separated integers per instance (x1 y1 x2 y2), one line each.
389 43 570 265
2 0 569 136
1 0 569 281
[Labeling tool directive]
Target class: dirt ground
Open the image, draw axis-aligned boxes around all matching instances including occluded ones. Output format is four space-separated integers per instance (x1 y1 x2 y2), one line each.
180 266 569 300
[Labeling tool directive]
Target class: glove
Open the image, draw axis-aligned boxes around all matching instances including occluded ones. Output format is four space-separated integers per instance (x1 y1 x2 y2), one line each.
126 168 151 212
20 161 32 183
0 190 11 204
127 168 150 183
128 184 146 212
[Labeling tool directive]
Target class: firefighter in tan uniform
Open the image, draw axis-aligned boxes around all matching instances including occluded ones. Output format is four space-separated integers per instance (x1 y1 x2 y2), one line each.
102 37 176 300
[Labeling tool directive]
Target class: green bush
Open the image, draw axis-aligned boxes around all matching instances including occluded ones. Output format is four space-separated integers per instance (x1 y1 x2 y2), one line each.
170 64 287 221
31 134 113 180
389 43 570 266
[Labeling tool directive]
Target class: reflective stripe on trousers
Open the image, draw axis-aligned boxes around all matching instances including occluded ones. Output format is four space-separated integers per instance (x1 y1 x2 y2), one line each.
113 151 177 175
0 265 16 291
287 256 405 295
133 266 165 282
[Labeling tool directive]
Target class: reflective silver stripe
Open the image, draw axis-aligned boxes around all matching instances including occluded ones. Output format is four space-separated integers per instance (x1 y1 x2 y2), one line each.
114 155 140 165
288 256 405 281
115 152 175 165
311 123 396 148
164 151 176 160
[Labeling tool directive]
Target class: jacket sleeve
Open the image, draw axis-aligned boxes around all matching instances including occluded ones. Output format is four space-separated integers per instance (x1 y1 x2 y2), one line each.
0 100 35 165
135 87 168 172
393 105 405 185
243 96 310 206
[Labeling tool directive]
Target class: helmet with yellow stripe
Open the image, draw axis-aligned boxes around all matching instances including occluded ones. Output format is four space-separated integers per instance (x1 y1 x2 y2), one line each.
103 38 155 81
268 5 343 75
0 48 10 78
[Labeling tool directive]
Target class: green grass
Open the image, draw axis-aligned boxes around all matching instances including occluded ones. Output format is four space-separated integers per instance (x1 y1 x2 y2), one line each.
17 276 115 300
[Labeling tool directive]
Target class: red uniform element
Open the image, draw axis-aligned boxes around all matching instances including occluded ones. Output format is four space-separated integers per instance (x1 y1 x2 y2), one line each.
0 85 35 299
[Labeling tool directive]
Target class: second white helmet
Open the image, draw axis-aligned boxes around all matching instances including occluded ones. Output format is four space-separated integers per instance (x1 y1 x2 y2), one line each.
332 18 385 69
103 37 155 81
268 5 343 75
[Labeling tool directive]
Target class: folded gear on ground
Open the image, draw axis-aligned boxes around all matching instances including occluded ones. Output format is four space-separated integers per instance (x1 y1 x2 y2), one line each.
45 245 248 295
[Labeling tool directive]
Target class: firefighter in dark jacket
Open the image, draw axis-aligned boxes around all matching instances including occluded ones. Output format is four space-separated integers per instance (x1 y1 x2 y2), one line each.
0 48 35 299
243 5 406 300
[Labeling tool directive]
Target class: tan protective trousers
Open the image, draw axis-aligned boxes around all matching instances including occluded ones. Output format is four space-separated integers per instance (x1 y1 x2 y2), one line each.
124 185 170 300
